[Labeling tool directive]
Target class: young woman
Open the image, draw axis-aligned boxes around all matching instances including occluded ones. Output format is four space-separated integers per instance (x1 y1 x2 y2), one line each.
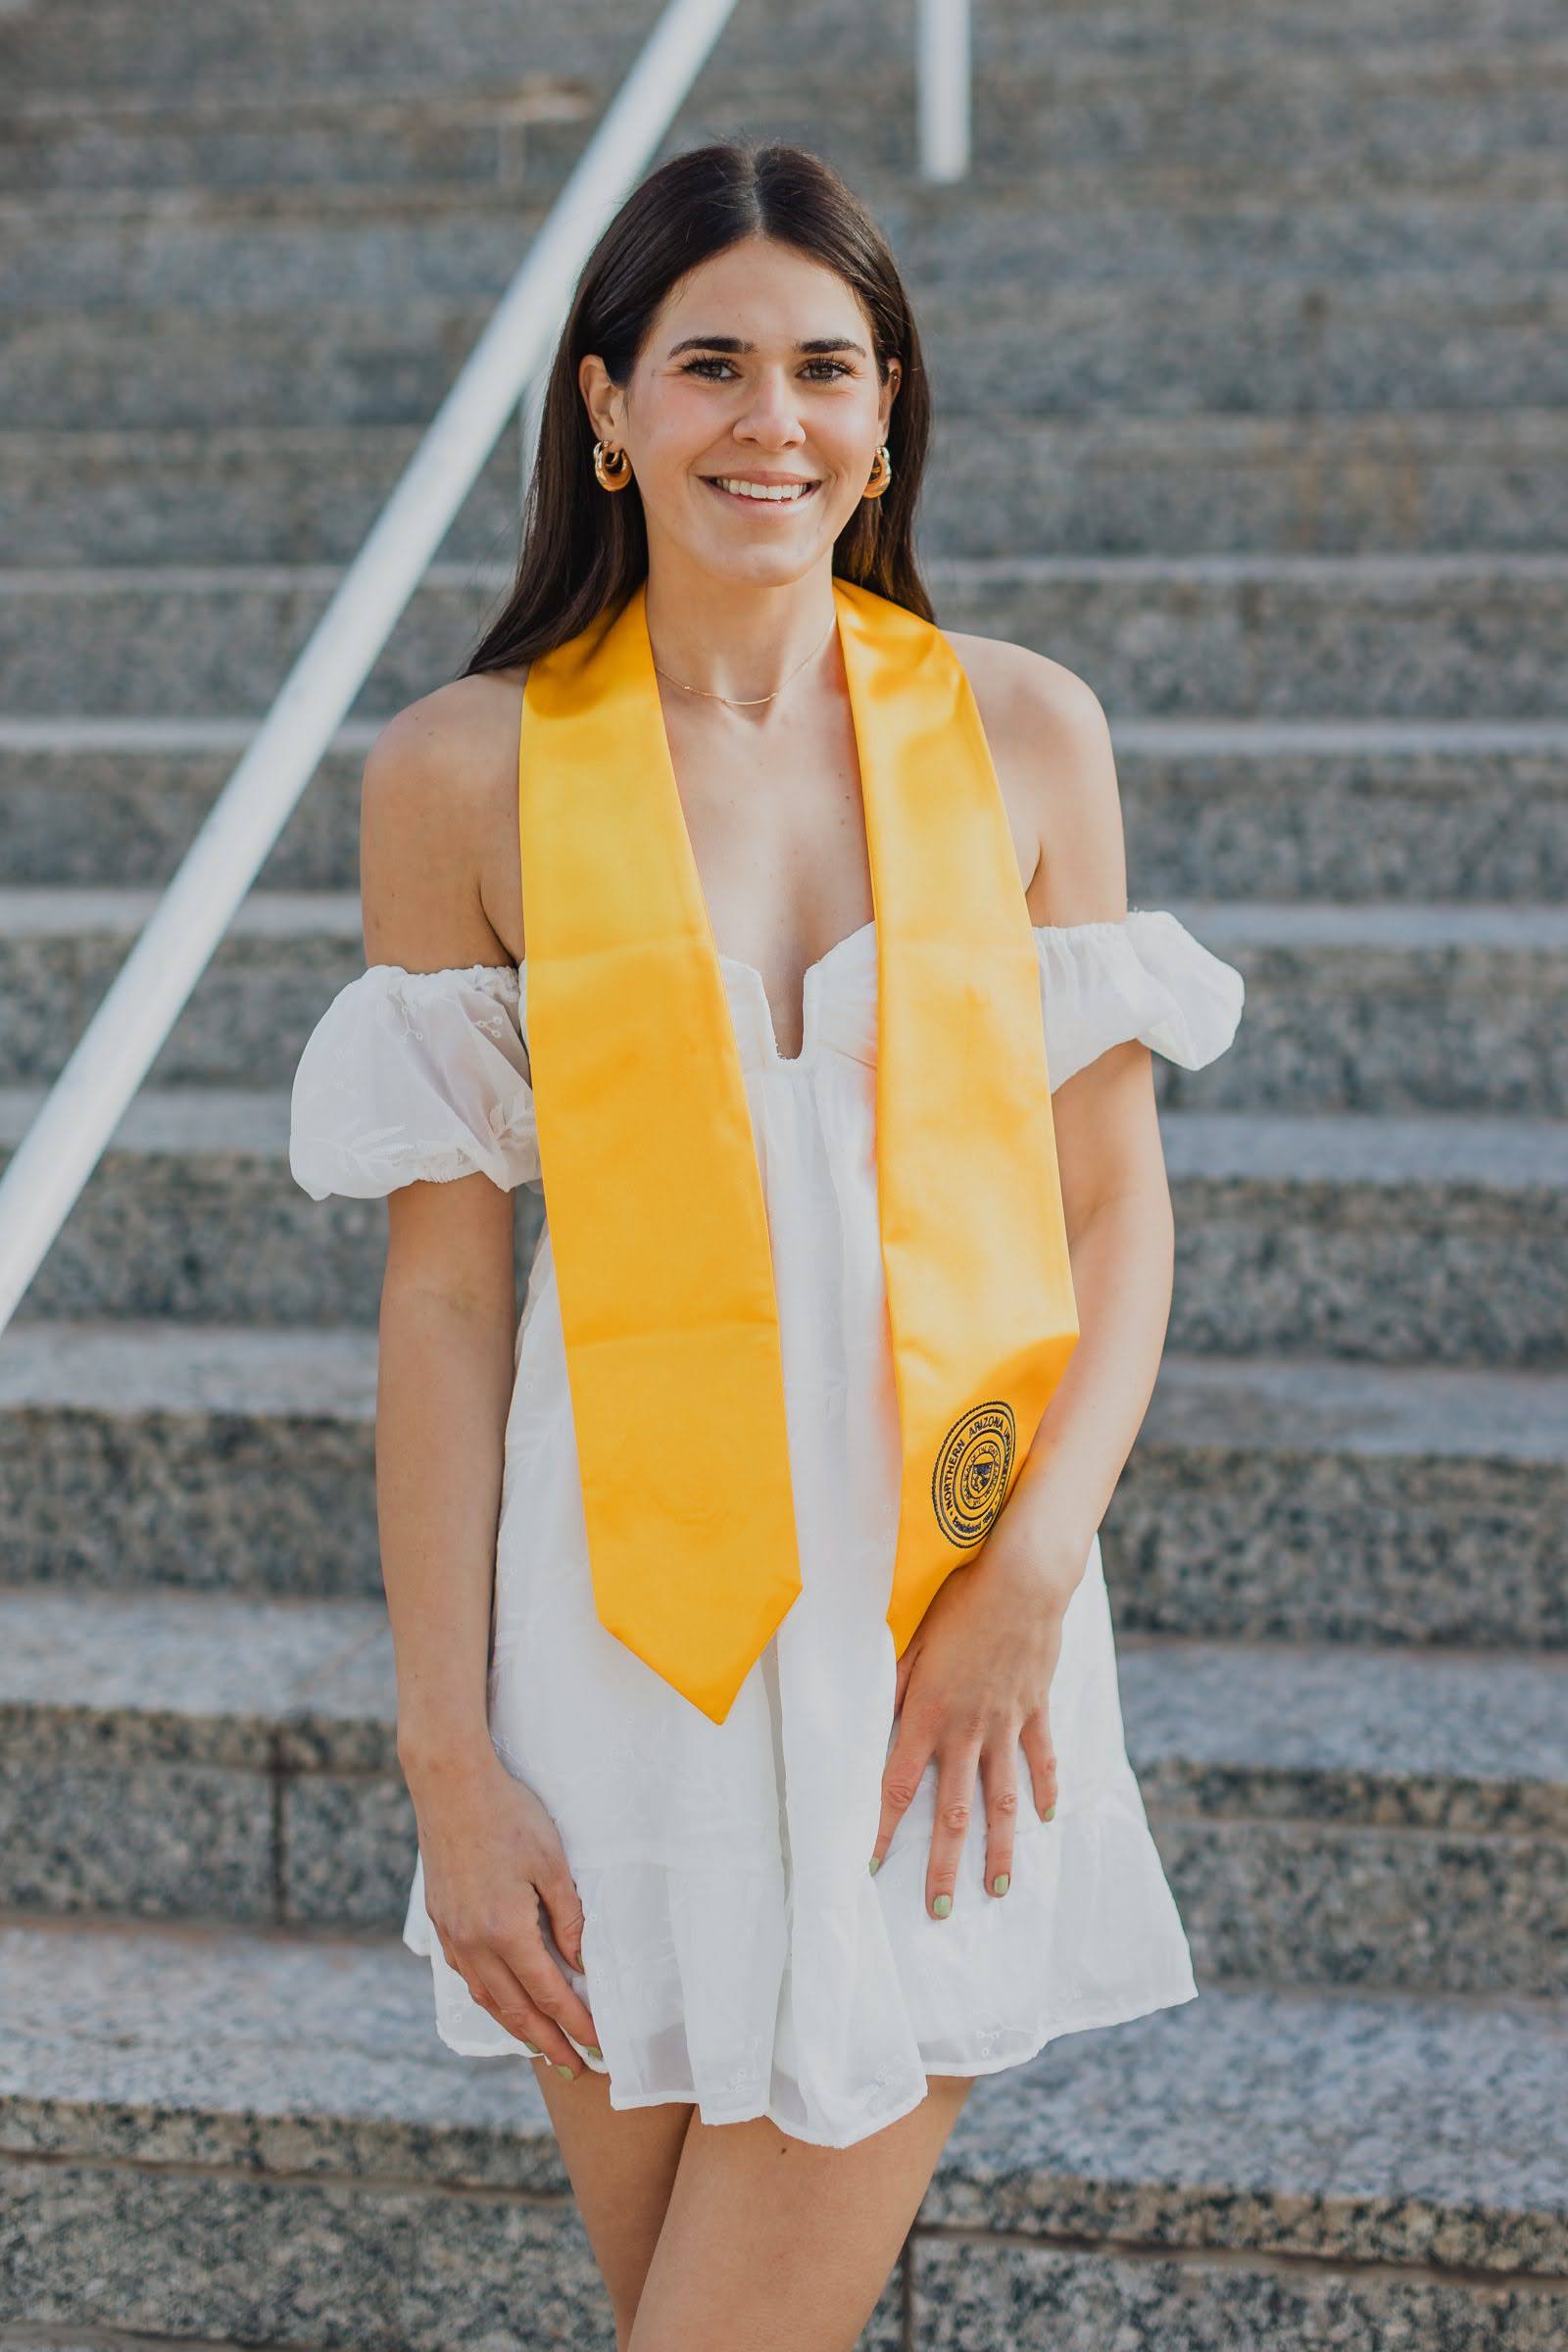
290 140 1245 2352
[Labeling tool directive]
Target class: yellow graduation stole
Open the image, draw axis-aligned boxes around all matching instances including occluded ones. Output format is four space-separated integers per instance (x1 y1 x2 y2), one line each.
518 575 1079 1726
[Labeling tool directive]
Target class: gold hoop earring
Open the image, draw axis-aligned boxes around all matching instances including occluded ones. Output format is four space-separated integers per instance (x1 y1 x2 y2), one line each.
863 443 893 499
593 439 632 492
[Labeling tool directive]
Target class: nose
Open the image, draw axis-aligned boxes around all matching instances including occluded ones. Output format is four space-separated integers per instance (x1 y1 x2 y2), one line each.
731 369 808 447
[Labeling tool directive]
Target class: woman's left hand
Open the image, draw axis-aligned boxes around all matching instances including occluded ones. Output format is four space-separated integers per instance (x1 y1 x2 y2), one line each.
869 1527 1080 1919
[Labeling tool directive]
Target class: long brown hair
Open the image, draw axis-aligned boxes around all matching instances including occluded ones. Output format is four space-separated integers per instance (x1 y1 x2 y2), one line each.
459 137 934 678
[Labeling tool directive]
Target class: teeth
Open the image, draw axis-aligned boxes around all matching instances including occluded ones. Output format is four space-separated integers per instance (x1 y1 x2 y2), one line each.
712 477 813 502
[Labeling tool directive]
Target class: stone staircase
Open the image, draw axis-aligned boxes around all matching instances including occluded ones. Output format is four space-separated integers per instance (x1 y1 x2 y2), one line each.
1 0 1565 2344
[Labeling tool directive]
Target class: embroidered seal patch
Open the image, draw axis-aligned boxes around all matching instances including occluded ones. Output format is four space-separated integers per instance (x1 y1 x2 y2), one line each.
931 1400 1016 1546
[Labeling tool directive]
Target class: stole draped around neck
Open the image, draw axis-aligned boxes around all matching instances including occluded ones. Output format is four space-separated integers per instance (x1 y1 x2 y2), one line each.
516 574 1079 1726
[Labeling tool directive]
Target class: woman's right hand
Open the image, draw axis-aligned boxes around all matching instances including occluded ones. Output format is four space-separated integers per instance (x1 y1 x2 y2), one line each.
405 1744 600 2078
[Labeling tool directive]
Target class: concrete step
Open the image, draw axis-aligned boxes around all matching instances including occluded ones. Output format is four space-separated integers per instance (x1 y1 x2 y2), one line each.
0 1079 537 1334
936 553 1568 721
14 405 1568 569
0 1321 1548 1642
2 1089 1560 1364
4 178 1563 318
0 2338 261 2352
7 43 1567 201
5 715 1564 905
7 273 1563 428
1114 1352 1568 1650
5 886 1567 1116
6 555 1568 719
1128 1632 1568 1994
4 0 1565 111
1104 719 1568 904
964 0 1568 61
0 1586 403 1931
0 1319 387 1603
6 1325 1562 1653
0 75 601 203
3 1913 1562 2349
0 1911 893 2348
1 1582 1563 1993
1184 901 1568 1117
1163 1108 1567 1367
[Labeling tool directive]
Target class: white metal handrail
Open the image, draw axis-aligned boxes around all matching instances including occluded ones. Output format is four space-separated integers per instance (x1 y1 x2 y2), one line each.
919 0 972 182
0 0 970 1334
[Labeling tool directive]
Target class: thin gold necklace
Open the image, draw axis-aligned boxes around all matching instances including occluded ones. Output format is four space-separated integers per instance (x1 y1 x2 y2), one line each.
652 609 838 708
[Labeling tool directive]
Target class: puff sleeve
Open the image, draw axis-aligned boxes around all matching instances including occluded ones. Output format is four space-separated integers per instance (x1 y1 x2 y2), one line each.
1035 908 1245 1092
288 963 541 1200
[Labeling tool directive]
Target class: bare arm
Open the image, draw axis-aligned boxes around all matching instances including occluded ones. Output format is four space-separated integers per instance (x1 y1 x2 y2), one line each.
1000 1053 1173 1596
1005 667 1175 1600
376 1185 516 1786
361 697 599 2077
361 698 522 1784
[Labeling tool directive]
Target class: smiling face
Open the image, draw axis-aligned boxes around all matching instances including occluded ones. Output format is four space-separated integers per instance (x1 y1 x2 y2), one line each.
579 235 899 589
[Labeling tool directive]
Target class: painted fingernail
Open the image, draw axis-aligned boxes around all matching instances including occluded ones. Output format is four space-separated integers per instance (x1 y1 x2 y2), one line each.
522 2040 542 2056
555 2062 575 2080
584 2044 603 2060
868 1855 881 1876
932 1892 952 1918
992 1872 1009 1895
1044 1804 1055 1821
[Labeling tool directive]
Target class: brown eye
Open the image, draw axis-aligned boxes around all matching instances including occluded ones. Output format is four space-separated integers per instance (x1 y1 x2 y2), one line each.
680 358 852 381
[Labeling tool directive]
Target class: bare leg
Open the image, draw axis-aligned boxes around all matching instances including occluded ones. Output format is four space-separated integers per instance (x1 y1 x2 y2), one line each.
529 2058 695 2348
627 2072 976 2351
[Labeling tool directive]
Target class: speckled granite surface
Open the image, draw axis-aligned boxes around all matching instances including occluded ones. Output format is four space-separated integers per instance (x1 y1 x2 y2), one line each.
0 1318 385 1598
4 1332 1565 1661
3 1920 1564 2262
0 1587 390 1759
0 1915 1561 2346
9 1589 1562 1814
0 1073 545 1329
1121 1637 1568 1828
0 1918 909 2348
6 888 1566 1112
1114 1351 1568 1647
11 552 1568 721
9 723 1563 906
15 404 1568 594
1164 1108 1568 1366
7 263 1564 440
910 2238 1568 2350
4 1091 1562 1363
3 1583 1564 1987
925 1977 1568 2274
0 2169 903 2352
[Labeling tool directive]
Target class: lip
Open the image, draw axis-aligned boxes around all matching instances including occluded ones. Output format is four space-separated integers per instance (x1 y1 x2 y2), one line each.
702 470 821 487
703 475 822 511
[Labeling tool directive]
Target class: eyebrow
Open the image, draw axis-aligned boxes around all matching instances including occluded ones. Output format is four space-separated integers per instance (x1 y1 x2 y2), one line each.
666 334 870 359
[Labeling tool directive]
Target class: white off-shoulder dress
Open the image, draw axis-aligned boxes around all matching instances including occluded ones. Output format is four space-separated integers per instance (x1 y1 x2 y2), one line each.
290 908 1246 2150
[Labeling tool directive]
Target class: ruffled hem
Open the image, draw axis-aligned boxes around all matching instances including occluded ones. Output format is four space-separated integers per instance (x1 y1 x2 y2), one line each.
1034 907 1245 1093
288 961 540 1200
564 1976 1201 2150
399 1764 1200 2151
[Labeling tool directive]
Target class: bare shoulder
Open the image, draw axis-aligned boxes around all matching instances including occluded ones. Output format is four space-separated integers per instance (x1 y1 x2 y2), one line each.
944 628 1127 928
360 668 530 969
